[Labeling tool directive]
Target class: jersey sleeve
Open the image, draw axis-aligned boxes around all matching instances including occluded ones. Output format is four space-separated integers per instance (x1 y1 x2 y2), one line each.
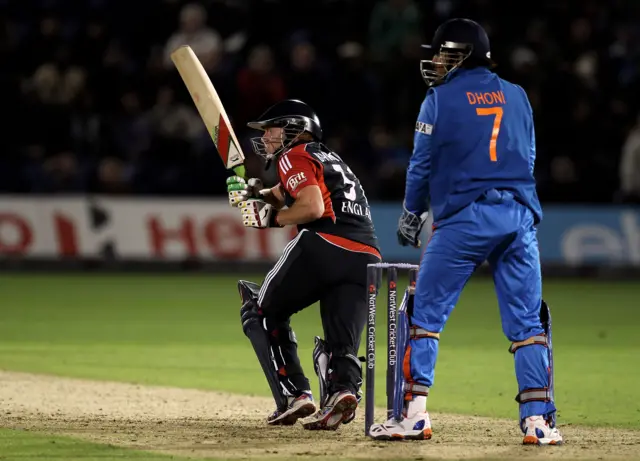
515 84 536 175
278 151 320 199
525 91 537 176
404 91 436 215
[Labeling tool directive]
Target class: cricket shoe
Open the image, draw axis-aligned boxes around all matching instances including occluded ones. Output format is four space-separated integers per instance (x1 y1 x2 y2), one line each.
301 390 358 430
267 392 316 426
341 389 362 425
522 416 563 445
368 412 432 440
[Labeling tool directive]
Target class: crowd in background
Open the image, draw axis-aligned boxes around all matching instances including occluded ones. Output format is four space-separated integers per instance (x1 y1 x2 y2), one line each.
1 0 639 204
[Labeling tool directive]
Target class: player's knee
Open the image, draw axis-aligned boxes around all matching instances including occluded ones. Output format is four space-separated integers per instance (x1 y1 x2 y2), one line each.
410 326 440 341
411 300 452 331
508 334 548 354
505 299 552 346
267 319 296 344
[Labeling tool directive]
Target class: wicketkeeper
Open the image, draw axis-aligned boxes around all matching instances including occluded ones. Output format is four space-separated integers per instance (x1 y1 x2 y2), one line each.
369 19 562 445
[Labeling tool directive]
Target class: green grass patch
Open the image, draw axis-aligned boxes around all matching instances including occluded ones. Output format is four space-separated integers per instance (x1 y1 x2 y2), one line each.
0 428 192 460
1 274 639 428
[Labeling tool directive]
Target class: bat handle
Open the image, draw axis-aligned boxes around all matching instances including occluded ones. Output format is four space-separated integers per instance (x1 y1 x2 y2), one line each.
232 164 247 179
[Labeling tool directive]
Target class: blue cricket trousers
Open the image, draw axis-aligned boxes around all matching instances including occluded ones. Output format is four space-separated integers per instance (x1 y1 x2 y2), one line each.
408 189 556 420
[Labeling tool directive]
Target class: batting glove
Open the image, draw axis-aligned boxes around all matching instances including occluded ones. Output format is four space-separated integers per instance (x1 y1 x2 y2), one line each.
227 176 264 207
397 206 428 248
238 199 283 229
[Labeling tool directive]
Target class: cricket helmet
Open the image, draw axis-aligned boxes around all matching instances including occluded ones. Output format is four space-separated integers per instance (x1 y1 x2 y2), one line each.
247 99 322 160
420 18 494 87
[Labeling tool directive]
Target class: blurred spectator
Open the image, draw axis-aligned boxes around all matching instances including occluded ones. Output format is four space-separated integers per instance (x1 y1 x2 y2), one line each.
368 0 422 64
76 15 110 72
25 63 60 104
332 42 378 137
25 150 85 194
95 157 131 195
21 14 66 73
163 3 222 70
618 114 640 203
235 44 286 124
370 124 411 201
379 31 425 131
20 63 74 155
105 90 151 163
0 0 638 202
147 85 203 142
286 40 330 124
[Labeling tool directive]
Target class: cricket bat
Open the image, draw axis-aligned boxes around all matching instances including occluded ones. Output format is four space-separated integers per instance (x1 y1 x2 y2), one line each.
170 45 246 178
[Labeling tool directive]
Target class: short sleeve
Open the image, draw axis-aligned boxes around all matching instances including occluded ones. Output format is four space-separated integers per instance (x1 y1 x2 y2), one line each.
278 152 319 198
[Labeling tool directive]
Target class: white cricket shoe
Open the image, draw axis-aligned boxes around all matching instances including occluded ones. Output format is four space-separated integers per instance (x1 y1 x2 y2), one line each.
301 390 358 430
522 416 563 445
267 392 316 426
368 411 433 440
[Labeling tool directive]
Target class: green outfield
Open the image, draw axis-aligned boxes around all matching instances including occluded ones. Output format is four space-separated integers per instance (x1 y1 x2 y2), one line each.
0 428 190 461
1 273 639 460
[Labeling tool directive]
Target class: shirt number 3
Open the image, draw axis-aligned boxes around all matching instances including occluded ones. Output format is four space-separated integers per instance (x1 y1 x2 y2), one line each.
476 107 503 162
332 164 357 201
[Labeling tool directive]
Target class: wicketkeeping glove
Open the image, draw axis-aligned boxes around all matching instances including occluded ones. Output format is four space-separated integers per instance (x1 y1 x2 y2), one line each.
227 176 265 207
238 199 283 229
397 206 428 248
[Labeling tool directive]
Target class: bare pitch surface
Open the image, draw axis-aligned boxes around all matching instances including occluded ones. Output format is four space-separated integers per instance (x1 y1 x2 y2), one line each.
1 371 639 461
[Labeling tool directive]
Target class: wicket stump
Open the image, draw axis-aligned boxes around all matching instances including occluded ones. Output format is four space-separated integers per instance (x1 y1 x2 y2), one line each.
365 262 418 436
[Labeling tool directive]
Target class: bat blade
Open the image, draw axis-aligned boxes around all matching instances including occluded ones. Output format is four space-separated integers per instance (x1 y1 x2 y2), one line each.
170 45 245 177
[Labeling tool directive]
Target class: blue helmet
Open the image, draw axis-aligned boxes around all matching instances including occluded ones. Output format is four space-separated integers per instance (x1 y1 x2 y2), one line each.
420 18 494 87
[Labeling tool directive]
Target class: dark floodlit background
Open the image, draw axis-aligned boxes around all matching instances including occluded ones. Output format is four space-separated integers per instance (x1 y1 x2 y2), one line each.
1 0 639 273
2 0 639 203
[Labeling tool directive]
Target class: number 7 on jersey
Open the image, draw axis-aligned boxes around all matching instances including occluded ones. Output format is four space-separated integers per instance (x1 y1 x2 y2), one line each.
476 107 503 162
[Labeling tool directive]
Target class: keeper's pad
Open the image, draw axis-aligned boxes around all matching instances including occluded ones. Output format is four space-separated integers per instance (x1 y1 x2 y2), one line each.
238 280 288 411
393 289 438 421
392 288 411 421
510 299 556 427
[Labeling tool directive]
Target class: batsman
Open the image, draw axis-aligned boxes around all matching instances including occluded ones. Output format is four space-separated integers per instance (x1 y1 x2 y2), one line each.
369 19 562 445
227 99 381 430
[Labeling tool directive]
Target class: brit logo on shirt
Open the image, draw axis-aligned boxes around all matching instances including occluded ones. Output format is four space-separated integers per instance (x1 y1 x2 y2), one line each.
415 121 433 135
286 171 307 191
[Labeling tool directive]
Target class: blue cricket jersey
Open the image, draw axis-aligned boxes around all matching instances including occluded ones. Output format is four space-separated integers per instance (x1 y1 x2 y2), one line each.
404 67 543 224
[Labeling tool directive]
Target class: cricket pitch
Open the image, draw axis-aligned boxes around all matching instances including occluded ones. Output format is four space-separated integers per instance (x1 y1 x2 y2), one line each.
1 371 639 460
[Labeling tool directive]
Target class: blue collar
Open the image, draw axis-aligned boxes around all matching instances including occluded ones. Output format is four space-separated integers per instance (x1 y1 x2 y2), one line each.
445 66 492 82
